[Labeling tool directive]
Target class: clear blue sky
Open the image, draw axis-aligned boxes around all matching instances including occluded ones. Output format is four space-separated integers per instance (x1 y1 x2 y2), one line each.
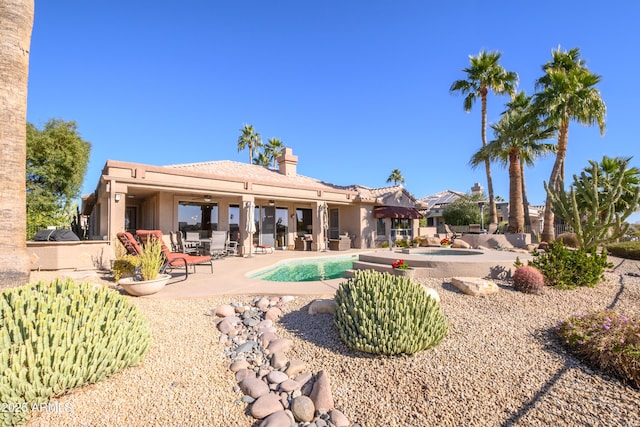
27 1 640 223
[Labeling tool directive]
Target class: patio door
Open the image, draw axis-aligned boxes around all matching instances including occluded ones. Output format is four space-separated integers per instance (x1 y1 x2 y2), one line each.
260 206 276 247
329 208 339 239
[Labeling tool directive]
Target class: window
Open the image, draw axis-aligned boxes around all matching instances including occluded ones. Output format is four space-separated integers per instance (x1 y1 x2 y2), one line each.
376 218 386 236
178 202 218 235
296 208 312 235
229 204 239 241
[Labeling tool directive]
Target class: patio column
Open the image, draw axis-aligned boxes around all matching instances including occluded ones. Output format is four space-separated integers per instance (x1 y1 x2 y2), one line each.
311 201 323 251
240 195 255 257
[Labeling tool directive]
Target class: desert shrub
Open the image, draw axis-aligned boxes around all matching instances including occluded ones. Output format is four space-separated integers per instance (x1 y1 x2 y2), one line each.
334 270 447 356
557 310 640 388
112 254 142 281
605 241 640 260
0 279 152 426
512 266 545 294
395 239 410 248
379 241 390 248
557 232 579 248
529 240 611 289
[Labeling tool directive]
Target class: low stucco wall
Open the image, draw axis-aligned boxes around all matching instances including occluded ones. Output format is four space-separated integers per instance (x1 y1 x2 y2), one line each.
27 240 114 271
460 233 531 249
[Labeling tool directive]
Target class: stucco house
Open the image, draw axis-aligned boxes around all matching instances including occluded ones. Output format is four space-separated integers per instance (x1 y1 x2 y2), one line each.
81 148 424 255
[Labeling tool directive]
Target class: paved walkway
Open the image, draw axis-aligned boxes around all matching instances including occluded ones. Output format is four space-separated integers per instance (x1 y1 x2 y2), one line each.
31 247 528 299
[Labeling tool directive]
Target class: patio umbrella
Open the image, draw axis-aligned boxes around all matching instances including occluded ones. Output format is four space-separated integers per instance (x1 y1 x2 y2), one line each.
246 201 256 257
321 202 329 251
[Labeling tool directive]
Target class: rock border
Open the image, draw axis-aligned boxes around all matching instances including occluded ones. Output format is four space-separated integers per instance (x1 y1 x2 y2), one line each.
211 296 357 427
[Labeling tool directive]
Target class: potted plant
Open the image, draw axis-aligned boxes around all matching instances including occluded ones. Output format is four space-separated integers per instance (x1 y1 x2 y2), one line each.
440 238 452 247
118 236 170 296
412 236 421 247
391 259 415 278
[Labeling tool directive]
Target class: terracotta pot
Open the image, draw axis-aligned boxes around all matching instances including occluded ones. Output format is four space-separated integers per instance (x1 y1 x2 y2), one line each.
118 274 171 296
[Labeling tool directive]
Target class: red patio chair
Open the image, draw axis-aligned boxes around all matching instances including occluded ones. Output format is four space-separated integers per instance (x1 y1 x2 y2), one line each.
117 231 143 255
136 230 213 278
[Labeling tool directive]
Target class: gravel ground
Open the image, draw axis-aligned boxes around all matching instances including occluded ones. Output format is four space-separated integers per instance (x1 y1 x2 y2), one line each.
26 257 640 427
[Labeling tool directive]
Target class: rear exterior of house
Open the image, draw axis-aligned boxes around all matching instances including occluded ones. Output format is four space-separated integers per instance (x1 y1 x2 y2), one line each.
82 148 424 256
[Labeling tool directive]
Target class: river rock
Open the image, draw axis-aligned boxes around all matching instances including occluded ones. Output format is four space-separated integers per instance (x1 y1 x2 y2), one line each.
290 395 315 422
310 370 335 412
240 377 270 399
214 304 236 317
329 408 350 427
251 393 284 419
259 410 292 427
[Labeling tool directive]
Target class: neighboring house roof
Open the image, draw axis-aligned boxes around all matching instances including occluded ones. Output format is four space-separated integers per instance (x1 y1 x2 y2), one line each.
347 184 427 208
418 190 466 208
164 160 349 192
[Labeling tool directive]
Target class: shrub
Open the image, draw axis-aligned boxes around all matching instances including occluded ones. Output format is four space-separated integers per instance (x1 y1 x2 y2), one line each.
334 270 447 356
557 232 579 248
112 254 142 281
529 240 611 289
0 279 152 426
605 241 640 260
512 266 545 295
557 310 640 388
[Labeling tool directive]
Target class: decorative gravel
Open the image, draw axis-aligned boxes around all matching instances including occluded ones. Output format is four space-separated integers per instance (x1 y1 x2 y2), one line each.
27 257 640 427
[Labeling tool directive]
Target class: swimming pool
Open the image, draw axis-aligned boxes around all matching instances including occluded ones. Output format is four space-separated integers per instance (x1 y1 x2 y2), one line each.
250 255 357 282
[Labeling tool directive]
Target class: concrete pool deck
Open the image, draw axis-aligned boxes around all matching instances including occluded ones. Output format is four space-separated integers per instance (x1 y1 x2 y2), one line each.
31 247 531 299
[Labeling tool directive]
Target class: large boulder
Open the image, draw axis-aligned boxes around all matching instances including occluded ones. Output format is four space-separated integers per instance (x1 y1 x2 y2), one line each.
451 277 499 296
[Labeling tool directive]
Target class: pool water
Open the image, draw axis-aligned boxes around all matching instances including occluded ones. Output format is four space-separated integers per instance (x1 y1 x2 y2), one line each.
251 256 356 282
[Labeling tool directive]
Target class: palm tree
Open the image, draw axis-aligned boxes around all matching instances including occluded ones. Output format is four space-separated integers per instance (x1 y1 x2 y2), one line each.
470 92 555 233
252 152 270 167
0 0 34 289
533 47 606 242
450 50 519 225
386 169 405 186
237 124 263 164
264 137 285 168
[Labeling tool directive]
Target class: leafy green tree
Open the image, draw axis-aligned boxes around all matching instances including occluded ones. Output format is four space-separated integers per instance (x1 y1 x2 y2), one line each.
450 50 519 225
237 124 263 164
533 47 606 242
442 193 488 226
264 137 285 168
386 169 405 186
26 119 90 237
470 92 555 233
0 0 34 288
545 156 639 249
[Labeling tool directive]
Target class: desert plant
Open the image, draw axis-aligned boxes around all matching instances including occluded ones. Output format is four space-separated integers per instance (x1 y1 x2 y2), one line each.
334 270 447 356
557 232 579 248
112 255 142 282
512 265 545 294
605 241 640 260
139 236 164 281
0 279 151 426
557 310 640 388
529 240 611 289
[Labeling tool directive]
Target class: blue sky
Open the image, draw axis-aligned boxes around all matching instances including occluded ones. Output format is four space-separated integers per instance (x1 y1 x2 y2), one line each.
27 1 640 223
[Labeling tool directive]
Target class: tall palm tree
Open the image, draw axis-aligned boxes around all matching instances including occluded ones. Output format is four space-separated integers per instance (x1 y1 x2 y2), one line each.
0 0 34 289
252 152 270 167
470 92 555 233
450 50 519 225
237 124 263 164
533 47 606 242
386 169 405 186
264 137 285 168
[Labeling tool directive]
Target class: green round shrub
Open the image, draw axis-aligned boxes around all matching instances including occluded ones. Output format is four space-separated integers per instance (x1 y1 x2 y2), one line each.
334 270 447 356
0 279 152 426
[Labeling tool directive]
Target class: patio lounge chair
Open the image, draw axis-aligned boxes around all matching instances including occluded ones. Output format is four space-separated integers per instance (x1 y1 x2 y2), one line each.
136 230 213 278
117 231 143 256
254 244 274 254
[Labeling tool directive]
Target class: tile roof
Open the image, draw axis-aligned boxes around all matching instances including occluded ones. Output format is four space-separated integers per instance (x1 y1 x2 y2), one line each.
164 160 349 192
